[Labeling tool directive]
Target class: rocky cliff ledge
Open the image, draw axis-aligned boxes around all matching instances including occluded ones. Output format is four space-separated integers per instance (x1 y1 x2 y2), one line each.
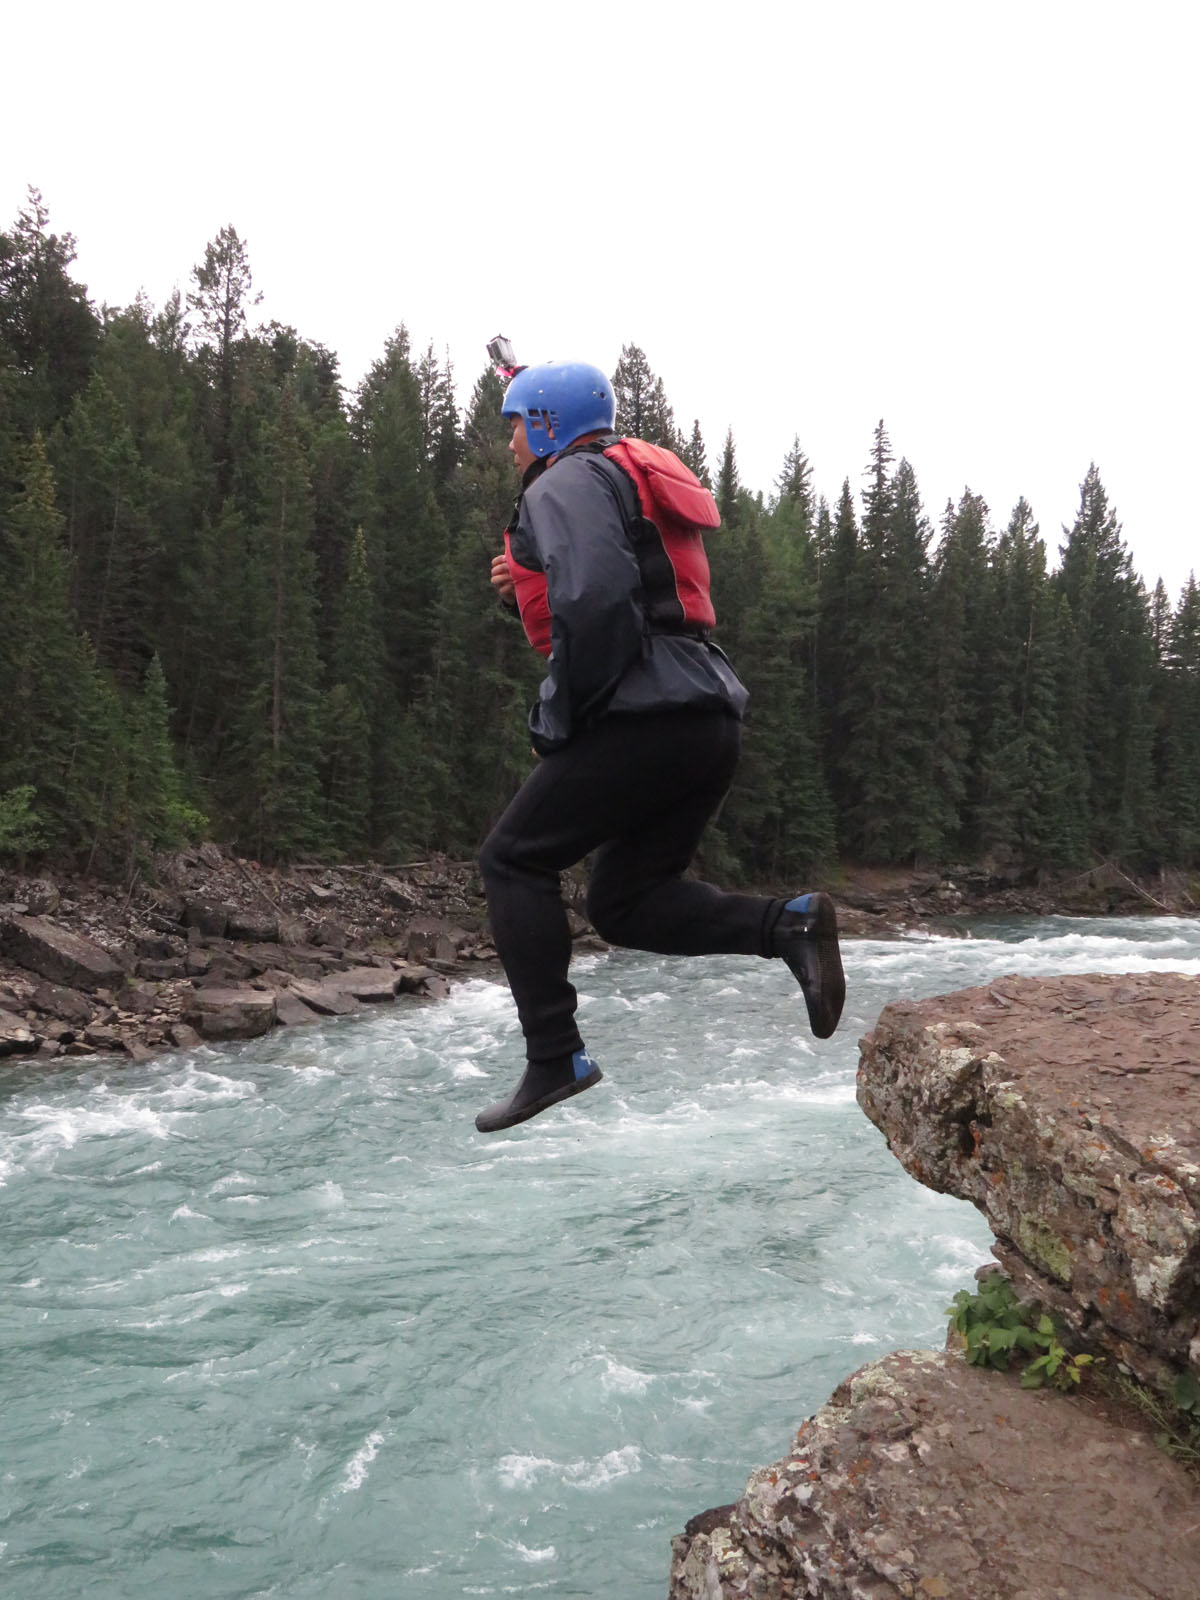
669 972 1200 1599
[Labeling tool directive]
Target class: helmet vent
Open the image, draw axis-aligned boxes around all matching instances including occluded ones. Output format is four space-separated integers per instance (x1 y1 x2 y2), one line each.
528 409 559 440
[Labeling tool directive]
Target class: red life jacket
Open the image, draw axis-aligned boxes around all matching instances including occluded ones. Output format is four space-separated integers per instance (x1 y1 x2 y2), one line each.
504 438 720 658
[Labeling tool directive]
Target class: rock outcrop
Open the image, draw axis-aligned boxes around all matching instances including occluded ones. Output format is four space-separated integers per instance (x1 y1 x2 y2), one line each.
670 971 1200 1598
858 972 1200 1390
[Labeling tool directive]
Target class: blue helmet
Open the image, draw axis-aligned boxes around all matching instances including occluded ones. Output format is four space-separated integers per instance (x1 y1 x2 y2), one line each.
501 361 615 458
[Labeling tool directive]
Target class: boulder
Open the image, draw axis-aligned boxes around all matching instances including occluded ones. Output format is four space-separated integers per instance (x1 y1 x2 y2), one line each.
227 911 279 943
334 966 400 1003
28 979 94 1025
858 972 1200 1387
378 874 416 913
0 914 125 992
669 1348 1200 1600
24 878 61 916
120 982 163 1017
182 898 231 938
182 986 277 1041
274 991 324 1027
83 1022 122 1051
287 978 362 1017
0 1007 38 1056
137 958 188 981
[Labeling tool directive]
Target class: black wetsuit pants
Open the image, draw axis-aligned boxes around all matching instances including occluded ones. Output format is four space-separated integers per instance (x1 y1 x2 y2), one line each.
479 709 782 1063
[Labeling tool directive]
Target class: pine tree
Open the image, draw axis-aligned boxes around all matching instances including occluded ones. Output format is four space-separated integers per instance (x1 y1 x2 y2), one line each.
814 479 858 833
716 428 740 529
1055 465 1157 860
1161 575 1200 864
925 490 993 855
51 372 159 681
0 188 99 435
229 381 326 859
680 419 710 486
611 344 682 448
188 225 261 507
0 434 123 859
127 654 202 852
840 427 935 860
323 526 384 855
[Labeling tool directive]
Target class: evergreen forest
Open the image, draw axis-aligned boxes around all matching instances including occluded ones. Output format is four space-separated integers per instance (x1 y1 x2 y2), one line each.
2 191 1198 884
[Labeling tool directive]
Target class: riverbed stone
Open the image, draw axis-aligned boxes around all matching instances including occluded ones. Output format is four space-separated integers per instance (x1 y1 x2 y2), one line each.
274 991 324 1027
182 986 277 1040
334 966 401 1002
0 1006 38 1055
287 977 362 1017
28 979 94 1025
857 971 1200 1387
0 914 126 991
668 1348 1200 1600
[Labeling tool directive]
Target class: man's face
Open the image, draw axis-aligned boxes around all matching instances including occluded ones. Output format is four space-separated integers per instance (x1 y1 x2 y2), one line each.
508 413 538 475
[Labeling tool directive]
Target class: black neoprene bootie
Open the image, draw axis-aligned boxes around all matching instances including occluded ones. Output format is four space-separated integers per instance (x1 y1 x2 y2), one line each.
771 892 845 1039
474 1048 603 1134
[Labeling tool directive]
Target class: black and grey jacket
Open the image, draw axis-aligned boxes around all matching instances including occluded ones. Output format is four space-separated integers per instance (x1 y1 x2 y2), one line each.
510 449 748 755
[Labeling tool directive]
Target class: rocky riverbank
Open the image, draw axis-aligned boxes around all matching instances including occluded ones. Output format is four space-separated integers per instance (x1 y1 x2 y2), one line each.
668 970 1200 1598
0 851 1193 1067
0 847 510 1063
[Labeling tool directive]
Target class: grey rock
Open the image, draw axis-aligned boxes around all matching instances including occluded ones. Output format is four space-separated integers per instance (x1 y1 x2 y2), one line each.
182 898 231 938
334 967 400 1003
274 991 324 1027
183 987 277 1041
25 879 61 916
227 912 279 943
379 874 416 912
168 1022 203 1049
28 980 94 1025
0 1006 39 1056
238 942 285 974
287 978 362 1017
83 1023 122 1051
137 958 188 981
120 982 163 1016
0 915 125 992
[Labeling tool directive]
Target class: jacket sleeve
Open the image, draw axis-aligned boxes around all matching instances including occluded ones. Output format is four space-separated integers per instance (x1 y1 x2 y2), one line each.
521 454 645 752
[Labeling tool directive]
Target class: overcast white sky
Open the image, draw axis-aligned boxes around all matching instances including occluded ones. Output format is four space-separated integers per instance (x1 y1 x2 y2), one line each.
4 1 1197 600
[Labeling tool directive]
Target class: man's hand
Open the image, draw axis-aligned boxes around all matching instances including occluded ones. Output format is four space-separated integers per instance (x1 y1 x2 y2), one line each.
491 552 516 604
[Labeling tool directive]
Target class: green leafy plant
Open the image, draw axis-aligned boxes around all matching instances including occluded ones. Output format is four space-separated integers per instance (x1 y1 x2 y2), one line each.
947 1275 1096 1391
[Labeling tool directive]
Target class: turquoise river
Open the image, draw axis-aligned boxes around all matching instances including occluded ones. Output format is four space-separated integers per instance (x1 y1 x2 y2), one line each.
3 916 1200 1598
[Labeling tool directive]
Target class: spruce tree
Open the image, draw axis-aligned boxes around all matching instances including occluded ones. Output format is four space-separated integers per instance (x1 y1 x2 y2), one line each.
1161 576 1200 864
611 344 682 448
680 419 711 486
1055 466 1156 860
188 225 260 508
0 188 99 435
